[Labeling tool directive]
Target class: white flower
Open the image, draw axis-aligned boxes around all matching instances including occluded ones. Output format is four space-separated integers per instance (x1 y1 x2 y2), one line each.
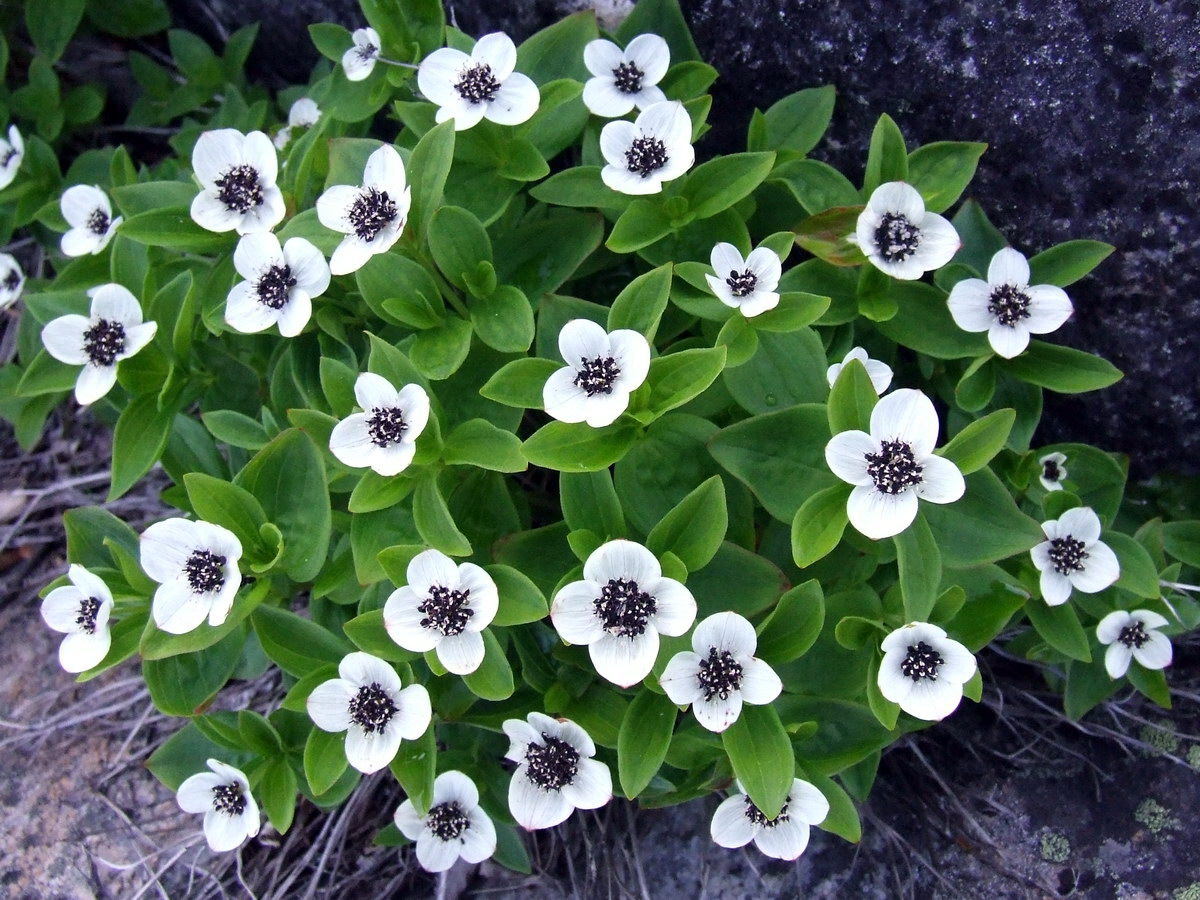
582 34 669 118
225 233 330 337
306 651 432 774
60 185 121 257
0 125 24 190
502 712 612 830
39 564 114 673
599 100 694 195
0 252 25 310
343 27 382 82
824 388 965 540
704 243 781 317
177 759 261 852
316 144 410 275
1030 506 1120 606
383 549 499 675
394 770 497 872
189 128 285 234
659 611 781 733
1096 609 1172 679
1038 451 1068 492
947 247 1074 358
549 539 696 688
877 622 977 721
140 517 243 634
542 319 650 428
853 181 960 280
41 283 158 406
417 32 540 131
826 346 893 395
329 373 430 476
710 778 830 861
273 98 322 150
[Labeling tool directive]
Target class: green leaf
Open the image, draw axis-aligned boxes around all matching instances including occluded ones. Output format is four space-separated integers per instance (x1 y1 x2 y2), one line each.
516 10 597 84
522 421 639 473
143 625 247 716
723 327 827 414
906 142 987 213
862 113 908 195
755 579 825 665
304 727 349 796
201 410 270 450
646 475 727 571
428 205 492 289
1107 532 1161 600
1002 342 1122 394
140 581 269 661
479 357 559 409
408 121 456 236
759 85 835 155
1027 240 1114 287
794 205 868 267
938 408 1015 475
413 475 472 556
343 609 414 663
355 252 443 328
606 198 673 253
252 605 353 678
805 771 863 842
924 469 1043 568
15 350 79 397
64 506 139 569
607 264 672 340
951 200 1008 275
644 346 727 418
462 630 515 700
894 516 942 621
1127 664 1171 709
773 158 859 215
27 0 86 61
471 284 534 353
1163 521 1200 568
442 419 526 472
679 152 776 222
616 0 701 63
826 359 877 435
389 725 436 816
118 208 234 253
529 166 629 211
874 281 990 359
411 316 473 380
486 565 549 626
1024 599 1092 662
722 705 795 819
1063 654 1120 719
865 653 900 730
560 470 625 539
109 393 176 501
183 473 270 559
617 690 677 799
308 23 351 61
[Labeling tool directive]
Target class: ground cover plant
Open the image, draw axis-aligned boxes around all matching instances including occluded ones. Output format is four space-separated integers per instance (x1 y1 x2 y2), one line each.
1 0 1198 878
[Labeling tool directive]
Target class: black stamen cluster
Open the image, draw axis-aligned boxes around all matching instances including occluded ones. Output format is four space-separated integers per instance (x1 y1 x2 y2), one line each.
1043 459 1061 482
86 208 111 236
366 406 407 447
256 264 297 310
987 284 1032 327
696 647 744 700
574 355 621 396
625 137 668 177
873 212 921 262
348 682 397 733
76 596 102 634
525 733 579 791
426 801 470 841
866 440 923 495
357 42 378 61
612 61 644 94
1 148 17 167
901 641 944 681
419 585 474 636
1048 536 1088 575
348 188 398 242
725 269 758 297
215 164 264 214
454 64 501 104
185 549 227 593
594 578 656 637
2 269 19 291
744 797 790 828
82 319 126 367
1118 620 1150 649
212 782 247 816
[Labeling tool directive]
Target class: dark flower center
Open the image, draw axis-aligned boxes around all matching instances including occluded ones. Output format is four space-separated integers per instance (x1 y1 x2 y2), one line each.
865 440 924 495
256 264 297 310
1 147 17 167
426 801 470 841
1042 459 1061 483
212 782 247 816
612 61 644 94
697 647 743 701
873 212 921 263
215 164 264 214
525 733 580 791
76 596 102 634
348 682 396 733
625 137 668 177
574 355 621 396
725 269 758 297
987 283 1032 327
901 641 944 681
86 208 111 236
357 42 378 61
1118 621 1149 649
184 549 227 594
82 319 126 367
1048 536 1088 575
2 269 19 291
419 584 473 637
594 578 656 638
744 797 790 828
454 63 501 104
366 406 407 447
348 187 398 242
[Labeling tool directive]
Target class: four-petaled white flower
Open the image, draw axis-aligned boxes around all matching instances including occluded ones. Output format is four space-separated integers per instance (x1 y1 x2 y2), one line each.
1030 506 1120 606
1039 451 1068 492
947 247 1073 358
600 100 694 195
273 97 322 150
384 548 499 675
1096 609 1172 679
225 233 330 337
877 622 977 721
418 33 539 131
177 759 261 852
394 770 497 872
824 388 965 539
705 243 781 317
40 564 114 673
550 539 696 688
343 27 382 81
582 34 669 118
41 282 158 406
140 517 243 634
502 712 612 830
542 319 650 428
710 778 830 861
0 125 23 190
826 346 893 395
0 252 25 311
307 651 432 773
60 185 121 257
316 144 410 275
659 611 782 733
329 372 430 476
190 128 285 234
853 181 960 280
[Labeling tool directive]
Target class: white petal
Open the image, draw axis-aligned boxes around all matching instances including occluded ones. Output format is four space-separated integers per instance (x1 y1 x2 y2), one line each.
152 580 210 635
877 651 916 704
288 98 320 127
752 820 810 861
233 232 282 279
864 359 894 394
584 539 661 584
1131 609 1169 630
190 190 240 232
582 390 631 428
58 629 111 673
177 772 222 813
306 679 355 732
788 779 831 826
383 589 442 653
583 77 636 118
711 795 756 848
1104 642 1132 679
1040 569 1074 606
1058 507 1103 544
236 187 285 234
283 237 331 297
910 213 960 272
1070 541 1119 593
241 131 278 187
558 318 610 366
608 330 651 391
693 692 743 733
192 129 243 186
655 142 695 181
987 323 1031 359
406 548 459 595
745 248 782 291
693 610 757 658
352 371 398 411
738 658 782 705
472 32 517 80
276 290 312 337
916 455 965 504
946 279 995 332
433 770 480 809
339 651 402 692
599 120 639 167
636 101 691 150
363 145 407 196
1131 631 1172 670
120 322 157 360
880 621 946 652
418 48 471 106
550 580 606 645
739 291 781 318
344 725 402 774
632 84 667 109
589 632 659 688
602 163 664 196
393 800 425 841
203 808 254 852
438 97 488 131
436 630 485 674
329 237 375 275
139 518 195 582
61 228 104 258
987 247 1030 287
316 184 360 233
659 652 705 705
457 563 498 629
936 638 977 683
502 717 538 762
1024 285 1073 333
329 414 376 468
646 577 697 637
41 315 90 365
561 757 612 810
61 185 108 228
870 388 940 456
846 484 919 540
710 242 745 277
508 771 573 830
92 283 143 324
416 835 462 872
625 34 670 84
583 39 624 77
396 383 430 440
824 430 876 485
460 809 497 863
393 684 432 740
41 586 85 633
370 441 416 477
899 677 963 721
343 46 378 81
867 181 925 220
225 281 278 334
75 364 118 406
